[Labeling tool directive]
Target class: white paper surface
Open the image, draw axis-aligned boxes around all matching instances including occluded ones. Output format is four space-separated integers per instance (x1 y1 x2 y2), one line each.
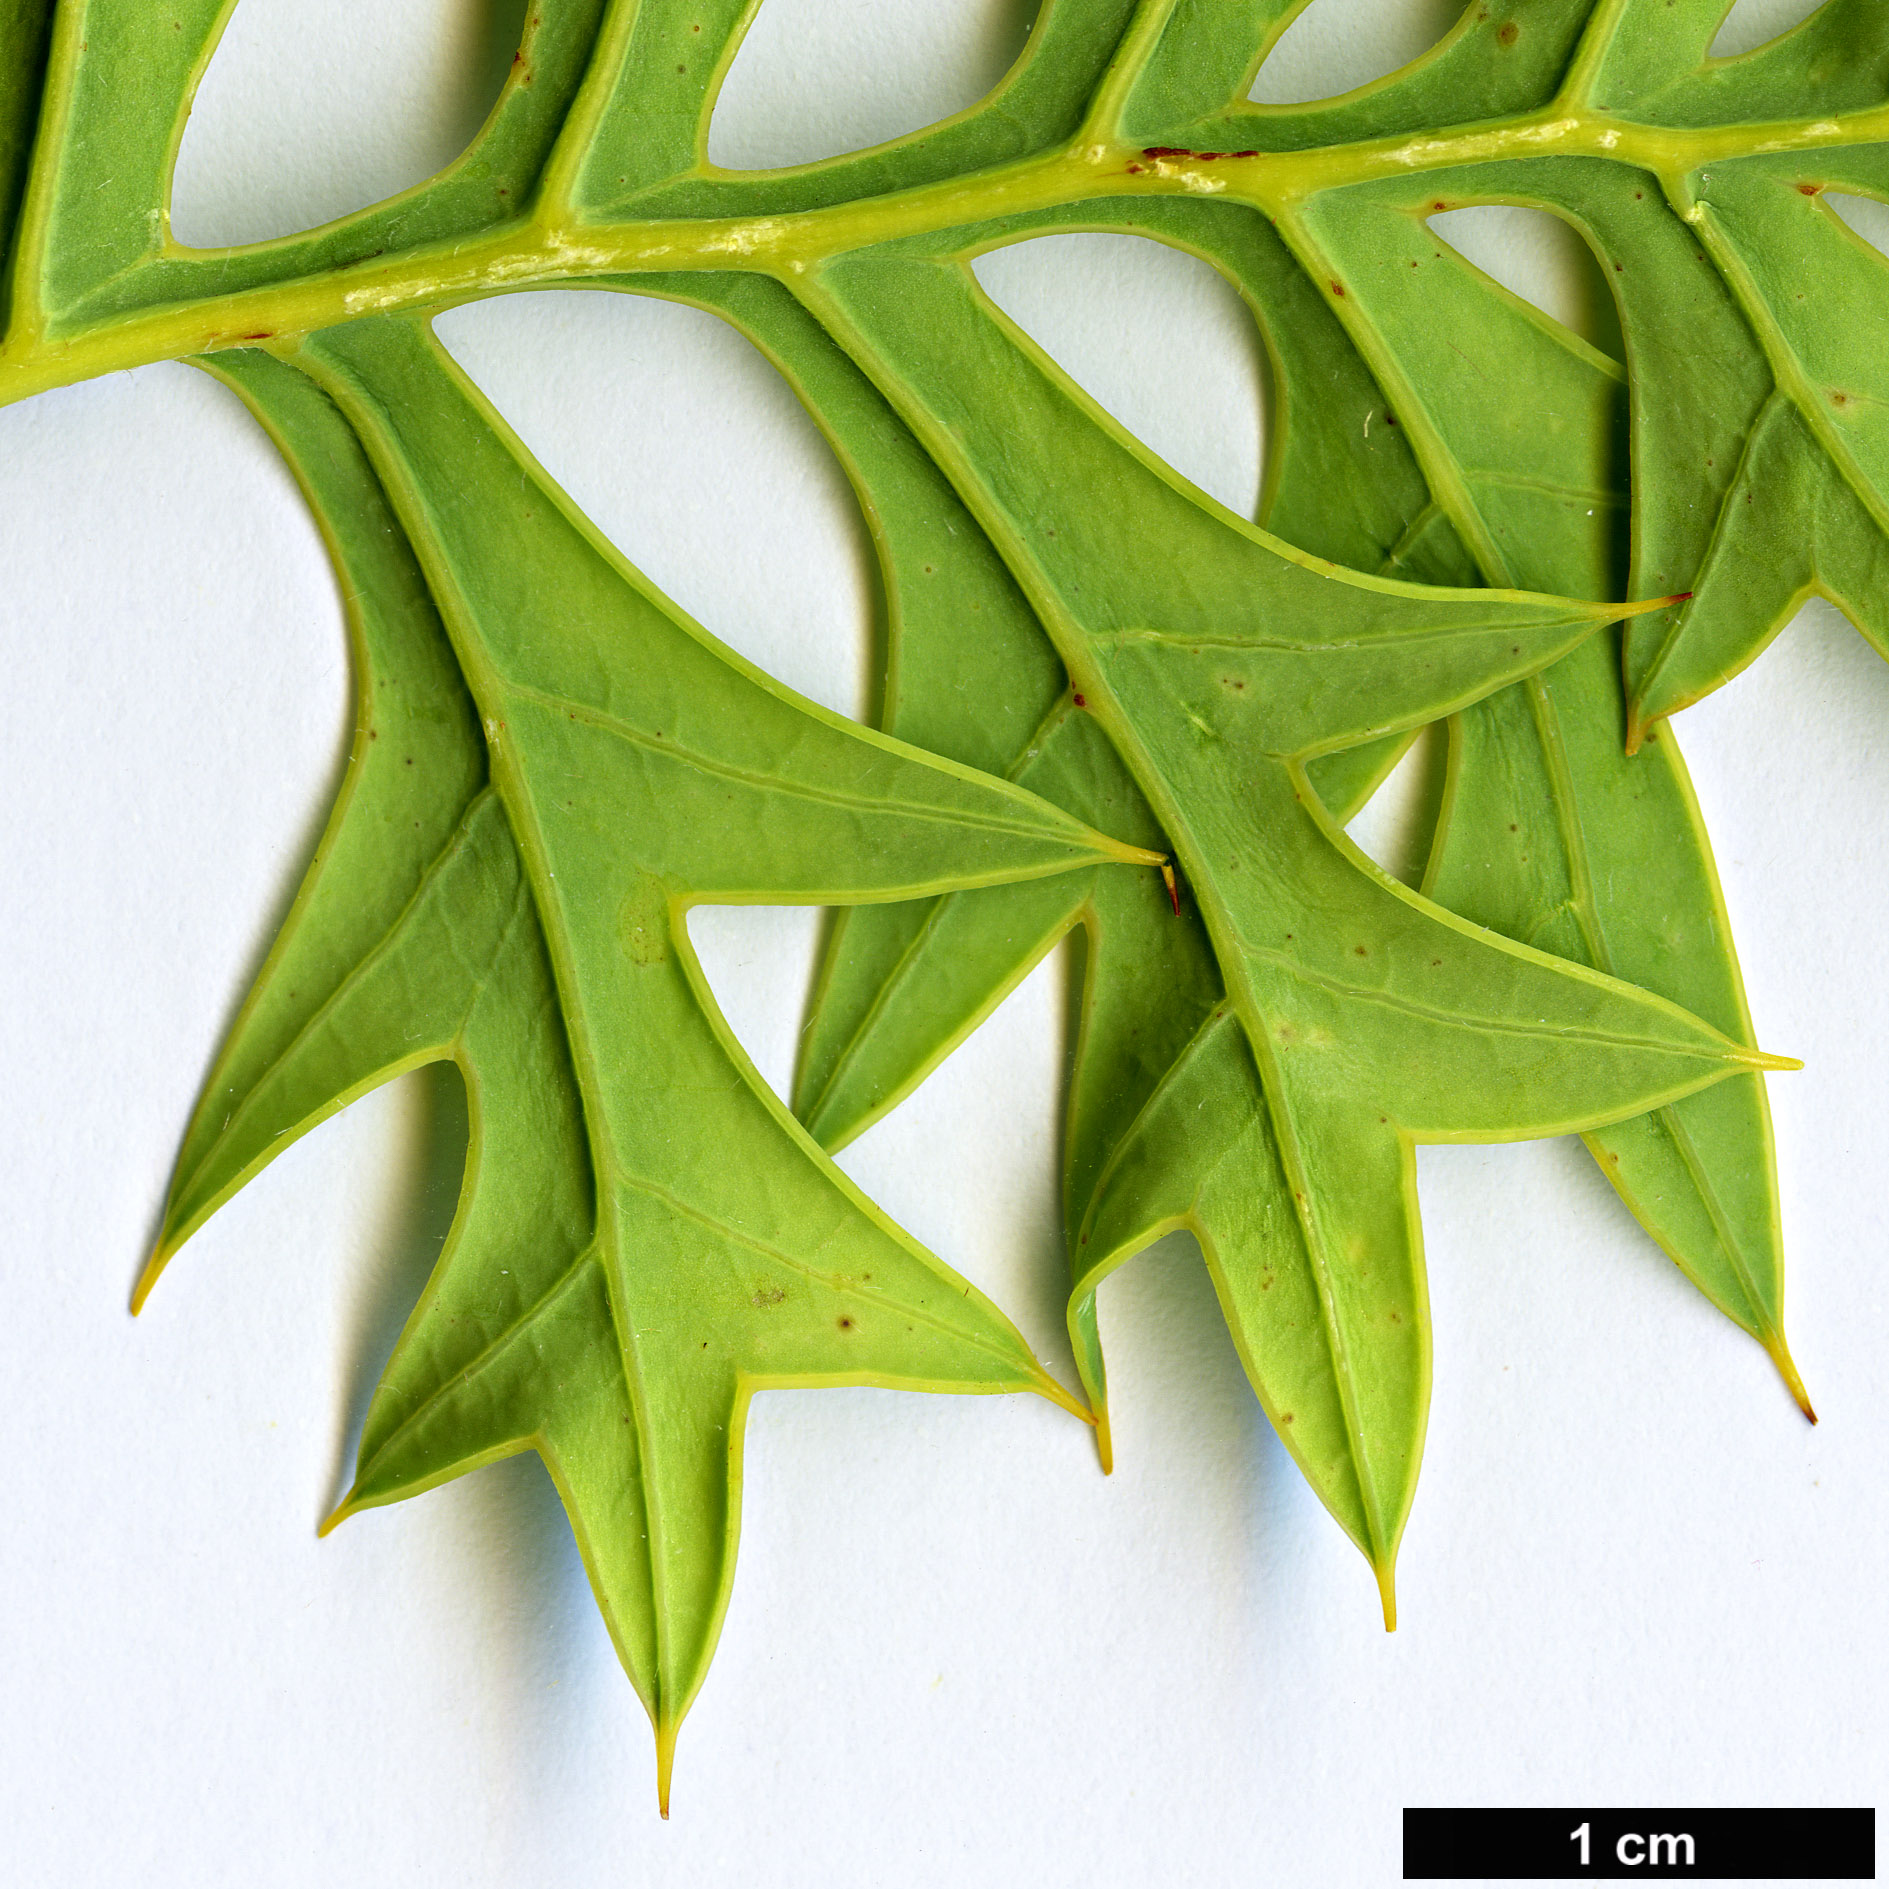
2 2 1882 1884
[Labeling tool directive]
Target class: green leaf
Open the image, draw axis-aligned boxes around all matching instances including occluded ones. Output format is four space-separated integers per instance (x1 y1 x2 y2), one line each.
6 0 1872 1802
1276 159 1807 1408
143 324 1151 1809
792 244 1777 1603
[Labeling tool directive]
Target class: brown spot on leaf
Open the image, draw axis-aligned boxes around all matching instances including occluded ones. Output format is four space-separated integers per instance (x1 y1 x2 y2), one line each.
1497 20 1519 43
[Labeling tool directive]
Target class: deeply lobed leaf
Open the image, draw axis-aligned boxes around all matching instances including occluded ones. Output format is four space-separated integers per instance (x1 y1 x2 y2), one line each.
145 326 1150 1807
3 0 1869 1805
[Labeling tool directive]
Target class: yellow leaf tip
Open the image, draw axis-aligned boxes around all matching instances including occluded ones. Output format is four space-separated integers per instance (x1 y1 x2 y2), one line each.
1610 590 1692 623
129 1242 175 1316
1093 1407 1114 1476
655 1718 677 1819
1762 1329 1816 1424
1036 1367 1093 1426
1375 1560 1398 1633
316 1499 356 1539
1746 1047 1803 1074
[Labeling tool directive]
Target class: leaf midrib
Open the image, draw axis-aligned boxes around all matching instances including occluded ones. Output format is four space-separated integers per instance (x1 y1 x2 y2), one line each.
501 676 1101 852
11 78 1889 408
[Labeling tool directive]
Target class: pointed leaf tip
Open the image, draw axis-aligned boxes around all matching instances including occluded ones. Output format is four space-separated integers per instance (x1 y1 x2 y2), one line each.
656 1718 677 1820
1093 1407 1114 1476
129 1243 173 1316
316 1499 356 1540
1743 1047 1803 1074
1038 1368 1096 1426
1763 1331 1817 1424
1607 592 1692 627
1375 1560 1398 1634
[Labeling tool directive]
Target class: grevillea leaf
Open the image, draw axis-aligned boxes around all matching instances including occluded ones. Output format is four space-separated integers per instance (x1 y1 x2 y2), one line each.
8 0 1874 1810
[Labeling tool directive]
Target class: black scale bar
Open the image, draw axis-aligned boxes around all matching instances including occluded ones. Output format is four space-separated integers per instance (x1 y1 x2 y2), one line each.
1404 1808 1875 1880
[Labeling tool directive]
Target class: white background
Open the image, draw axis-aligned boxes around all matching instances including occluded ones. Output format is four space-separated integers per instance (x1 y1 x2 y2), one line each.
1 1 1879 1884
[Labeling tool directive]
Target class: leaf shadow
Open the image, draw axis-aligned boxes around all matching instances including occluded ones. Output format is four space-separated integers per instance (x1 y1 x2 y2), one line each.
321 1062 621 1793
707 0 1042 172
172 0 532 248
322 1058 470 1517
1094 1227 1310 1645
